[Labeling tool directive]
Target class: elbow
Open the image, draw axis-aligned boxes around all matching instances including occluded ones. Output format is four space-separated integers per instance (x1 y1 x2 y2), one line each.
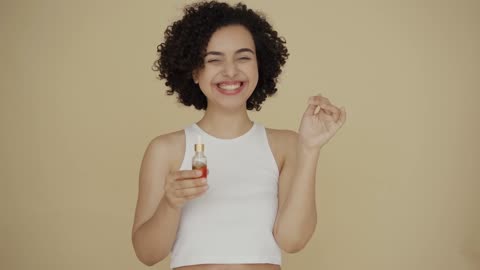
132 236 168 266
137 257 156 267
274 226 315 254
138 255 160 267
278 239 308 254
133 246 167 266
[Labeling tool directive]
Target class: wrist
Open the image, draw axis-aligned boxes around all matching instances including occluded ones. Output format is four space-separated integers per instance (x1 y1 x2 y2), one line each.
297 141 322 156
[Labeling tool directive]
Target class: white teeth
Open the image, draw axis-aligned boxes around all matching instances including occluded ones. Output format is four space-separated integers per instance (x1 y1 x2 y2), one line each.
218 83 241 91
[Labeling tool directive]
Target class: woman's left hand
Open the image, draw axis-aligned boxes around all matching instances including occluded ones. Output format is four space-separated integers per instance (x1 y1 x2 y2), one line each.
298 94 347 150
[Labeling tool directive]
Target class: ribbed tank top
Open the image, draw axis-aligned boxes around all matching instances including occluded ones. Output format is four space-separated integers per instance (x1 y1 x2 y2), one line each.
170 122 282 269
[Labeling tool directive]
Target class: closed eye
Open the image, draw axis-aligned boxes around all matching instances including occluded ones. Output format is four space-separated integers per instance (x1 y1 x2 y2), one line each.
207 59 220 63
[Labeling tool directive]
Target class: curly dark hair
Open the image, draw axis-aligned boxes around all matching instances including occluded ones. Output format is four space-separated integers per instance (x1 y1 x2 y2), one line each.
152 1 289 111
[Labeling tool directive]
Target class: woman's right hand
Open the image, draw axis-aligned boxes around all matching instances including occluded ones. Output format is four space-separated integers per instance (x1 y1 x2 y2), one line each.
163 170 209 210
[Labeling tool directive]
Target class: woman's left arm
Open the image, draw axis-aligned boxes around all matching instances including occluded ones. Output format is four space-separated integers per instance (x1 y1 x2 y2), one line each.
273 94 347 253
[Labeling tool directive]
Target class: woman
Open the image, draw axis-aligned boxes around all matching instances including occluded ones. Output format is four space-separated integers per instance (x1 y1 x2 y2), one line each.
131 1 346 269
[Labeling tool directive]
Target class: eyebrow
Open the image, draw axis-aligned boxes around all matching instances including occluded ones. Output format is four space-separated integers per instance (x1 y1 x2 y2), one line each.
205 48 255 56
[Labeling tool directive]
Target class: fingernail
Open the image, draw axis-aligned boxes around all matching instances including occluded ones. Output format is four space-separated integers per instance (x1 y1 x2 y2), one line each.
196 170 202 176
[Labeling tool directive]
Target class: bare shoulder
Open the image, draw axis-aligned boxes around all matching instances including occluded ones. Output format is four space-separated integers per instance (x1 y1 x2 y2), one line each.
150 129 185 146
265 127 298 171
265 127 298 145
148 129 186 170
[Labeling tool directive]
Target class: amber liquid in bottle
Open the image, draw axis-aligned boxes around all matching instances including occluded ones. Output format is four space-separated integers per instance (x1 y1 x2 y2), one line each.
192 135 207 178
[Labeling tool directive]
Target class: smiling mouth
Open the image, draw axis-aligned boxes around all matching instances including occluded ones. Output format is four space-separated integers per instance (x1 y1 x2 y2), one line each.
214 81 246 95
217 82 244 91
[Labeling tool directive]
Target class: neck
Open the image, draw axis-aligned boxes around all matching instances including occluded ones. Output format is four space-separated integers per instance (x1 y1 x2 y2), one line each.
196 106 253 139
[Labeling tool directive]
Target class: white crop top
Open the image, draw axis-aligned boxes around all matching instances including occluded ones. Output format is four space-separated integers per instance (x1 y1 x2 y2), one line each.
170 122 282 269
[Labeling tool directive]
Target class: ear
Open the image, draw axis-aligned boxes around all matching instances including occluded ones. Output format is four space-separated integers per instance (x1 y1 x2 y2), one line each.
192 70 199 84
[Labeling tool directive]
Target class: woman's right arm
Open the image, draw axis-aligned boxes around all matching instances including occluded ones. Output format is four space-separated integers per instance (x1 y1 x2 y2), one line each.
131 134 208 266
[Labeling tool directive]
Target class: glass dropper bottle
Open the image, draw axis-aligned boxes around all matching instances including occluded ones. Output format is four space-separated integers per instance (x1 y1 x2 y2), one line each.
192 135 207 178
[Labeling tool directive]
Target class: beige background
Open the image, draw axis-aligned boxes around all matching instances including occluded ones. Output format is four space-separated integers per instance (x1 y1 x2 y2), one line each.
1 0 479 269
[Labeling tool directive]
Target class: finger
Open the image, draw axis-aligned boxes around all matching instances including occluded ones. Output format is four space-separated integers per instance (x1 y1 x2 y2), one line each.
306 95 325 115
175 178 208 189
175 185 209 198
184 188 208 200
329 106 347 129
304 103 319 116
308 94 331 104
338 106 347 125
173 170 203 181
308 95 322 104
305 97 328 112
319 104 340 121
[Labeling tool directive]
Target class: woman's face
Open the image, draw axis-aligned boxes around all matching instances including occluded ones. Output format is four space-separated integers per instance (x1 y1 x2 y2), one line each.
194 24 259 111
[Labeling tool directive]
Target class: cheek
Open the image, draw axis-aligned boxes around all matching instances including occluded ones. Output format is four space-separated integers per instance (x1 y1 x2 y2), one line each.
198 80 212 97
197 69 214 85
248 63 259 85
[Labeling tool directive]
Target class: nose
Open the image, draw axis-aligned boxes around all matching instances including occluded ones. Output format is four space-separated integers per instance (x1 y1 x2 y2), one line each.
222 60 239 78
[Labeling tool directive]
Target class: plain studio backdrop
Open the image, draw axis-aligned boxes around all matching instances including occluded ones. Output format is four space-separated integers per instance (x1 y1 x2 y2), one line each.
1 0 479 269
